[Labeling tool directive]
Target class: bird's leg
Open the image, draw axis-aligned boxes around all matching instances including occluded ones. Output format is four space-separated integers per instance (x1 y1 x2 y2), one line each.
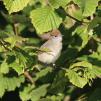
52 63 57 68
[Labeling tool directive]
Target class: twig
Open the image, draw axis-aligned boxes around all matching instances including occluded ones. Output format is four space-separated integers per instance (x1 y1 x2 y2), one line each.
66 13 84 24
24 46 52 52
0 39 11 51
13 23 19 35
24 71 34 84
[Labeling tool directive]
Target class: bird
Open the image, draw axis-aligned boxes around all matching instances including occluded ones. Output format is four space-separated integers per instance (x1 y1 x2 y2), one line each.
38 29 62 64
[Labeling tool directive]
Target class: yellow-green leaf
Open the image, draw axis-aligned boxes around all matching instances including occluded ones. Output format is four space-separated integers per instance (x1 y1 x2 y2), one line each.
0 61 9 74
3 0 31 14
49 0 71 9
66 69 87 88
30 6 62 34
74 0 99 17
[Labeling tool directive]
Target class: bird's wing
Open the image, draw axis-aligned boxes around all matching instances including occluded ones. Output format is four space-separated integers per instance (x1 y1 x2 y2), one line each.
40 39 54 48
38 40 55 56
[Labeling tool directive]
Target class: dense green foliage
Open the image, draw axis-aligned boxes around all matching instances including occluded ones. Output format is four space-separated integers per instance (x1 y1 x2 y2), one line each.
0 0 101 100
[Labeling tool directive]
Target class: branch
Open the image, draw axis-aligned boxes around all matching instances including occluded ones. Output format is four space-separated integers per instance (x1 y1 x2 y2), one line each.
66 13 84 24
24 71 34 84
0 39 11 51
13 23 19 35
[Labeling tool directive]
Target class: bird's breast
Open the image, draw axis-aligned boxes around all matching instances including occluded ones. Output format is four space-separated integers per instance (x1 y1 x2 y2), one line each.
38 41 62 64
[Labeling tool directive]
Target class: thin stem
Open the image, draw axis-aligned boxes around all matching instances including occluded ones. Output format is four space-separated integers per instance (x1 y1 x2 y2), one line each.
24 71 34 84
66 14 82 23
66 13 85 24
24 46 52 52
13 23 19 35
0 39 11 51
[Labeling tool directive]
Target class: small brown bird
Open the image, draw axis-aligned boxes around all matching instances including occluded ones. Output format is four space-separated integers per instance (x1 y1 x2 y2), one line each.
38 29 62 64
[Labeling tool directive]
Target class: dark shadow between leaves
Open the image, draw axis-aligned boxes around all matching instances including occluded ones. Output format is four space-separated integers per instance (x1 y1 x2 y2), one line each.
88 57 101 67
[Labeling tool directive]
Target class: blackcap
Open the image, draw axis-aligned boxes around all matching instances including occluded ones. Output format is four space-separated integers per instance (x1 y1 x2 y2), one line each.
38 29 62 64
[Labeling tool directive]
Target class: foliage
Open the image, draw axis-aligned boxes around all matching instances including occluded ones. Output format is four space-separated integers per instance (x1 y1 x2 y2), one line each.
0 0 101 100
30 6 62 34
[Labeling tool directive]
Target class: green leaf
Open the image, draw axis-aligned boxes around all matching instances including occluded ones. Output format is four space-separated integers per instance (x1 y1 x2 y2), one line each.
15 52 27 67
73 9 83 21
3 0 31 14
0 30 9 38
73 0 99 16
43 94 64 101
20 84 49 101
89 52 101 61
30 6 62 34
70 61 92 69
71 25 89 51
49 70 67 94
9 61 24 75
73 0 81 7
19 85 35 101
31 84 49 101
0 75 5 97
82 0 99 16
6 75 25 91
0 74 25 98
4 35 24 48
8 50 33 75
35 67 52 81
68 58 101 87
66 69 87 88
0 60 9 74
77 52 101 67
65 61 101 88
88 17 101 30
85 65 101 82
49 0 71 9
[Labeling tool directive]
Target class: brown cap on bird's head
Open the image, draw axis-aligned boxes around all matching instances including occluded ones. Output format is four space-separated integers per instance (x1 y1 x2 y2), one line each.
39 29 61 40
51 29 61 37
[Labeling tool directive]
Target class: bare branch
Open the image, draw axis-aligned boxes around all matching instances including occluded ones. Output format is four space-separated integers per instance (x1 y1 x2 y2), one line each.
24 71 34 84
